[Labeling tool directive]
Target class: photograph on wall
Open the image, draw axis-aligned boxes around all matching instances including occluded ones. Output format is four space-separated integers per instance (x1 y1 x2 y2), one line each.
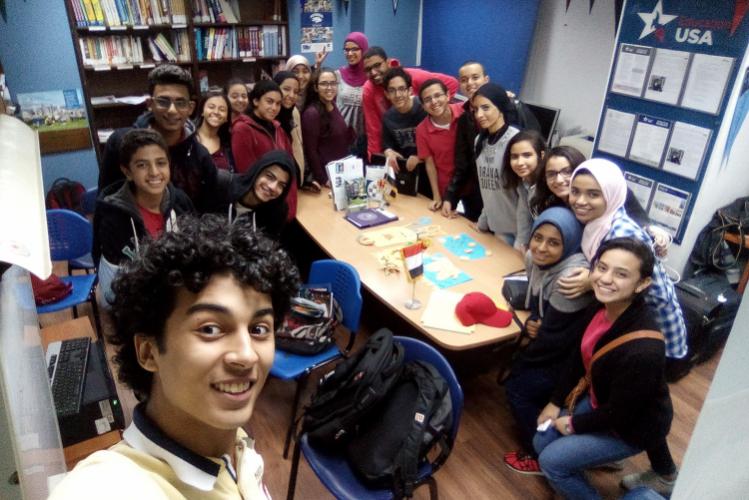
681 53 734 115
597 107 636 157
300 0 333 53
627 114 671 168
643 48 690 105
16 89 88 132
610 44 652 97
662 121 711 180
624 171 655 210
648 183 690 237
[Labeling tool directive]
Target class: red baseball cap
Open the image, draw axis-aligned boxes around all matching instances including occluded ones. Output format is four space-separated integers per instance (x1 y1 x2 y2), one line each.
455 292 512 328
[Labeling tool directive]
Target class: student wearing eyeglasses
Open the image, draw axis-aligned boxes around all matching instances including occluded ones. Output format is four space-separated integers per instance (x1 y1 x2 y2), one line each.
301 67 355 185
98 64 219 214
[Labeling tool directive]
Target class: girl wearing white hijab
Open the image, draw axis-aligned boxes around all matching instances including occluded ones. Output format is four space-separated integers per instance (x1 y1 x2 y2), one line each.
557 158 686 360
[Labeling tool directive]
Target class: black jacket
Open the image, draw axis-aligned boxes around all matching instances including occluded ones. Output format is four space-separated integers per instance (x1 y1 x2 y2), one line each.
92 180 194 267
551 296 673 449
98 112 219 214
445 100 480 207
229 150 296 238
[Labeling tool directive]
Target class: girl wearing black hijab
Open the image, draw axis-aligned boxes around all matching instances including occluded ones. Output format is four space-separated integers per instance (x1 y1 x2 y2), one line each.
471 83 521 246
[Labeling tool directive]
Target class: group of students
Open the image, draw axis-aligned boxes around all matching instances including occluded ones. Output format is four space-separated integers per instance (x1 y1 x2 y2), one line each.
71 29 692 499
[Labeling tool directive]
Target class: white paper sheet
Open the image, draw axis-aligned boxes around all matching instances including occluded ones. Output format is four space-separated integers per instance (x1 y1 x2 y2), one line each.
663 122 711 180
624 172 655 210
628 114 671 168
682 53 734 114
648 183 690 237
611 44 652 97
597 108 636 157
0 116 51 278
644 48 690 105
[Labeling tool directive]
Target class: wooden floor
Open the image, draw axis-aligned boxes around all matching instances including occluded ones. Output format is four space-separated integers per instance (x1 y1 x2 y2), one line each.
40 288 721 500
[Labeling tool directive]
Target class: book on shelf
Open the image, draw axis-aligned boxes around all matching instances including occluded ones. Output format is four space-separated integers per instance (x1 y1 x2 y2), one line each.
71 0 189 27
192 0 240 23
79 35 144 66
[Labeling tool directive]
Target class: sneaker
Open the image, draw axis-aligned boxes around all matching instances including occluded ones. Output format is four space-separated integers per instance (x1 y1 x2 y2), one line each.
621 469 677 496
504 452 544 476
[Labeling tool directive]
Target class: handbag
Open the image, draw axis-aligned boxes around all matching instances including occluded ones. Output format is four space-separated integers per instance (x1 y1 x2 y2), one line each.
501 270 528 310
276 285 343 355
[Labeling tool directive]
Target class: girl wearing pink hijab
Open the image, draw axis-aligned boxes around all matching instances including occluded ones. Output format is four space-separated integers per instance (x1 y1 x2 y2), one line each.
335 32 369 138
557 158 687 361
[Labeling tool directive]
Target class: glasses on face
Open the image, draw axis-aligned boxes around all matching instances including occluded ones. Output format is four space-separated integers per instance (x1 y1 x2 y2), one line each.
153 96 191 110
387 86 409 96
343 47 361 54
364 60 385 74
317 81 337 88
545 166 574 181
422 92 446 105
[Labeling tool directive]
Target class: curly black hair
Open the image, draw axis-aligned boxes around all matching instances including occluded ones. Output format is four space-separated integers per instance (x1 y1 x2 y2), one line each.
108 214 300 399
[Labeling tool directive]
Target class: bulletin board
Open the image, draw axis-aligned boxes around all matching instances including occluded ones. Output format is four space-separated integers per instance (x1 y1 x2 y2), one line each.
592 0 749 242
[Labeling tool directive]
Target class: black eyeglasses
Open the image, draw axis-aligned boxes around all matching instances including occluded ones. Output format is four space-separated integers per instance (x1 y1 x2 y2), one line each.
153 96 191 110
545 167 573 180
343 47 361 53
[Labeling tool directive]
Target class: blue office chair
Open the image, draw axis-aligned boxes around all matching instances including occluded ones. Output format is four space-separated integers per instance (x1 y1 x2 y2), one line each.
272 259 363 458
69 186 98 274
286 335 464 500
37 209 102 338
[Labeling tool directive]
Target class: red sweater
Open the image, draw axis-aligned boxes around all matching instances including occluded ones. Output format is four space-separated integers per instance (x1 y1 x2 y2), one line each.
415 102 464 198
231 114 297 219
363 63 459 160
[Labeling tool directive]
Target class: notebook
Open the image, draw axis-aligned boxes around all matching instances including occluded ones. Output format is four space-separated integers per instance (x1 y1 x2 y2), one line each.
344 208 398 229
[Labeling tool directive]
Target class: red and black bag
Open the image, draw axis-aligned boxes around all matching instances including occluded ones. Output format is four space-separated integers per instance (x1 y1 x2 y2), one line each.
45 178 86 215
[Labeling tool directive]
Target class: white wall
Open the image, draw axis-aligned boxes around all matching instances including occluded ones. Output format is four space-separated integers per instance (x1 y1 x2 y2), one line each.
520 0 618 137
672 286 749 498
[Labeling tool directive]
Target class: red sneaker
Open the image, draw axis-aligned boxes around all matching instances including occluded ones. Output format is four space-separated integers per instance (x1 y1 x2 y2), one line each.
504 452 543 476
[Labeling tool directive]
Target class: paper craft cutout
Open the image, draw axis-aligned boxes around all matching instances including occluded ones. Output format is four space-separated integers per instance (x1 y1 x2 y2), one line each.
423 253 472 289
439 233 487 260
359 226 417 247
420 289 474 334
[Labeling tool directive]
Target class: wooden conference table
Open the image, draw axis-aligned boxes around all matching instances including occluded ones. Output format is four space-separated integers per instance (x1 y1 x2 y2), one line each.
296 190 526 351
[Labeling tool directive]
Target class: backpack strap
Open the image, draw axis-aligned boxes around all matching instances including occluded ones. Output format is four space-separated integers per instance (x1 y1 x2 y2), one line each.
565 330 663 413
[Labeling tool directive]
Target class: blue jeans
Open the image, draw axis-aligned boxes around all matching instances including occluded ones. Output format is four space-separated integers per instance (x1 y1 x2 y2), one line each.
504 361 558 456
533 397 642 500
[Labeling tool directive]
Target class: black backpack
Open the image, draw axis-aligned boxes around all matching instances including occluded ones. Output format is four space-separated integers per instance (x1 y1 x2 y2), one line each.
302 328 404 449
45 177 87 215
345 360 453 498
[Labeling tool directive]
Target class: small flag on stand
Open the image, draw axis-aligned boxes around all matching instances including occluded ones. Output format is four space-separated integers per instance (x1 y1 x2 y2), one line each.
401 242 425 281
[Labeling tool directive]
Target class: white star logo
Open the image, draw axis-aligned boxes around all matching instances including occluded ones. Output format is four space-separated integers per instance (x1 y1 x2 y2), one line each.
638 0 677 40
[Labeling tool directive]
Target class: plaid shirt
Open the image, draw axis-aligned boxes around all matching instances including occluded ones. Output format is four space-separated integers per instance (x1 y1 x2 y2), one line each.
608 209 688 359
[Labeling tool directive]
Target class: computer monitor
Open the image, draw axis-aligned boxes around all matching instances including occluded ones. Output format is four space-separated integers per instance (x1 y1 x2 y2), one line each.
524 102 561 145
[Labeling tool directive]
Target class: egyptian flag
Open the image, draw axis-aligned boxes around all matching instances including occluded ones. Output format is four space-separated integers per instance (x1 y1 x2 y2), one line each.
401 242 425 281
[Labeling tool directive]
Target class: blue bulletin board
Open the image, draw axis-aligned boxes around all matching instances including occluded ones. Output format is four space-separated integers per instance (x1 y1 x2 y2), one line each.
593 0 749 242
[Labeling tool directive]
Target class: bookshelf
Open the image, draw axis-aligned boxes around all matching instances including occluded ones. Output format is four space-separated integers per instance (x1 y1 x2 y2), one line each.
64 0 289 161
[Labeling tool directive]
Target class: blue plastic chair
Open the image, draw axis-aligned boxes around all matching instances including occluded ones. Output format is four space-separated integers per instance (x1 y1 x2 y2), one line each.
272 259 363 458
69 186 98 273
286 335 464 500
37 209 102 338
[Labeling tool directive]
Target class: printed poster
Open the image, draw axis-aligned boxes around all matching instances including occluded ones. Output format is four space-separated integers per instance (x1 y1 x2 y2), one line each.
628 114 671 168
648 183 690 237
643 48 690 105
624 172 655 210
301 0 333 53
610 44 652 97
681 53 734 115
16 89 88 132
662 122 711 180
598 108 636 157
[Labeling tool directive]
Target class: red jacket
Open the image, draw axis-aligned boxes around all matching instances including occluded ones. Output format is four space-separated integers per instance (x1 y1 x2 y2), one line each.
231 114 297 219
363 63 459 160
